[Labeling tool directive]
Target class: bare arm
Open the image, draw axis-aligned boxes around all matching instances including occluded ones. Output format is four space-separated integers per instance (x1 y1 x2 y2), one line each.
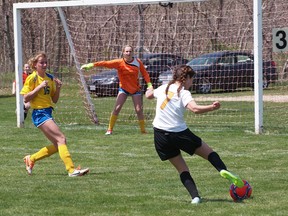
23 80 48 103
186 100 220 114
52 78 62 104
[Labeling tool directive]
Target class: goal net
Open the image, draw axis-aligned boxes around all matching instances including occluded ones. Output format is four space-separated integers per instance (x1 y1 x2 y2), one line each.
12 0 288 134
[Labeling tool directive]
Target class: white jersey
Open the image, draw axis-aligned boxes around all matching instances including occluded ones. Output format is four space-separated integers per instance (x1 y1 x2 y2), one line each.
152 84 194 132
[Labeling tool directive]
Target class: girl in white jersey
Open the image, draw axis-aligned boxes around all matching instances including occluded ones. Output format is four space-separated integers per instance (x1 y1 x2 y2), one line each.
145 65 244 204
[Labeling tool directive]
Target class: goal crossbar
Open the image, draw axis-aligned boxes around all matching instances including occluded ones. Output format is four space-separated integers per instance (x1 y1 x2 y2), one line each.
13 0 207 9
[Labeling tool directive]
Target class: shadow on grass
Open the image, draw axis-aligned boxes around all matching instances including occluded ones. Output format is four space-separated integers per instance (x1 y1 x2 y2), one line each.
201 198 234 203
201 197 253 203
0 94 15 98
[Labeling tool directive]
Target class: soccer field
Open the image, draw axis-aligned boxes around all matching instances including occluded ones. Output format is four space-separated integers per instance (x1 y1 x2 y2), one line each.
0 95 287 216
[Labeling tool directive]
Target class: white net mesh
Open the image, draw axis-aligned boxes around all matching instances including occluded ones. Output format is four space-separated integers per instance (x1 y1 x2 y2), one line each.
1 1 288 133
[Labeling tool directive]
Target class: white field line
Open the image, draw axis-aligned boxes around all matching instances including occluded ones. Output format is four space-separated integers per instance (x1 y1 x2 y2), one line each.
195 95 288 103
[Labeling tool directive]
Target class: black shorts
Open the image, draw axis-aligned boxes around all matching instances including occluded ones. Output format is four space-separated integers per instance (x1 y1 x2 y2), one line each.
154 127 202 161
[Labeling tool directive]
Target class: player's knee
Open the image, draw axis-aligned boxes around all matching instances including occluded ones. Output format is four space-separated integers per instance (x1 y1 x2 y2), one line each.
56 134 66 144
135 107 142 114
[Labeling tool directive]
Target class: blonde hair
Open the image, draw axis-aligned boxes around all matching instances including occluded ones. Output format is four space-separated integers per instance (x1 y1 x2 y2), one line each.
28 52 47 70
122 45 134 53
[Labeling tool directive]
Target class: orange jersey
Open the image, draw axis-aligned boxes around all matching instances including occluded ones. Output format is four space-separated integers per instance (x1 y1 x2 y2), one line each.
93 58 151 94
13 72 30 85
23 72 29 84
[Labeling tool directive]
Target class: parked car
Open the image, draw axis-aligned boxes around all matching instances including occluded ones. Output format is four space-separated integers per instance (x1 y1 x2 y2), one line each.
141 53 188 87
158 51 277 93
86 70 119 97
86 53 188 96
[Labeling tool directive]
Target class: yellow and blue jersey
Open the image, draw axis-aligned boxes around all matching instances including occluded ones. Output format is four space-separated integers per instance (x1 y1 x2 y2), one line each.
20 71 56 109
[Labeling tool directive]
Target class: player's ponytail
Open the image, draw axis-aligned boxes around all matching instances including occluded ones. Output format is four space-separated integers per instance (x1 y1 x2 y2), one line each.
166 65 195 97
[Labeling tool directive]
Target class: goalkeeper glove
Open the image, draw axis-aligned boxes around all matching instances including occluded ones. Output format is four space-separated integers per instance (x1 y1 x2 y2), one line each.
81 63 94 70
147 82 153 89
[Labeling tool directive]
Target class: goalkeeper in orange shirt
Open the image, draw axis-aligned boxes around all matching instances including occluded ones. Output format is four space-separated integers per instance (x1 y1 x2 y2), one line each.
81 45 153 135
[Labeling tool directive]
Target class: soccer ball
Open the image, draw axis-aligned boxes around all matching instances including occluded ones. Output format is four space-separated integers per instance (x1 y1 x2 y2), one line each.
229 180 252 201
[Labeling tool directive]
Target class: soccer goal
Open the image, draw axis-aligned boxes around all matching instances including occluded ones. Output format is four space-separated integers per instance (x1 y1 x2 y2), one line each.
13 0 288 134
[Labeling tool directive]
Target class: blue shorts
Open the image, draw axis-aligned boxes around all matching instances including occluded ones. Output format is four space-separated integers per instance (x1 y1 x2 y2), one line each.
119 87 142 96
32 107 54 127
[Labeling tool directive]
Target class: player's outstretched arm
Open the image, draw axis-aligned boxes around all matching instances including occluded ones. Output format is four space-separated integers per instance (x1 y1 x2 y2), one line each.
80 63 94 70
186 100 220 114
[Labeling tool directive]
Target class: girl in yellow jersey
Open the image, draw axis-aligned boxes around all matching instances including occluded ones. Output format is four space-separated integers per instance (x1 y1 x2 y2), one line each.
20 52 89 177
81 45 153 135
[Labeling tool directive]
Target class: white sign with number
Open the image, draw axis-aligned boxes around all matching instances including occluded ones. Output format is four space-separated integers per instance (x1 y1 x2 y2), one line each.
272 28 288 52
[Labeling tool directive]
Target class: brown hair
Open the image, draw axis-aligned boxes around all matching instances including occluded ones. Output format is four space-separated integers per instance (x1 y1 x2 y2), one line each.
28 52 47 70
165 65 195 97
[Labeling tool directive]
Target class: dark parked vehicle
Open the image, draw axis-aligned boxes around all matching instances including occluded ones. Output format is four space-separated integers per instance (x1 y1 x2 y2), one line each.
141 53 189 87
86 53 188 96
158 51 277 93
86 70 119 97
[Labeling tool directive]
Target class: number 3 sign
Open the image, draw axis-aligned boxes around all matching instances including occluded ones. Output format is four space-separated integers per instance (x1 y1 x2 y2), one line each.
273 28 288 52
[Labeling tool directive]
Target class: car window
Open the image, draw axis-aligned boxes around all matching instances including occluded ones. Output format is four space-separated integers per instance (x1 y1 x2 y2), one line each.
188 56 217 66
146 56 175 66
142 54 187 68
165 57 175 66
218 55 235 65
147 57 162 66
174 58 185 65
236 54 253 63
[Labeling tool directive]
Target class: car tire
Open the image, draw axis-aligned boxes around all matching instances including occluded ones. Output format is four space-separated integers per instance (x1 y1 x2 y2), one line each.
251 76 270 90
263 75 270 89
196 78 212 94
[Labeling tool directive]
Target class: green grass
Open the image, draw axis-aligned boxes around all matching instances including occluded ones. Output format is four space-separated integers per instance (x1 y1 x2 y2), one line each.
0 94 288 216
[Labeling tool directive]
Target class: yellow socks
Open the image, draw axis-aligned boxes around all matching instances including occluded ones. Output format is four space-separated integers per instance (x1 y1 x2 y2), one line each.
107 115 146 133
107 114 118 131
58 144 75 173
139 119 146 133
29 144 75 174
30 145 58 162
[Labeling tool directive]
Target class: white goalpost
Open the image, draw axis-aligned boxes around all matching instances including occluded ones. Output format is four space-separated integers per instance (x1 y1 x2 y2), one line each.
13 0 273 134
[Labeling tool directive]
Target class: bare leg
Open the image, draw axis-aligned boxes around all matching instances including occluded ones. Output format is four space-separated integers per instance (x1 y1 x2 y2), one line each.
169 154 200 200
194 141 214 160
131 94 144 120
168 154 189 174
39 119 66 147
106 92 128 133
132 94 146 133
24 101 30 120
39 120 75 173
195 141 227 171
112 92 128 116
